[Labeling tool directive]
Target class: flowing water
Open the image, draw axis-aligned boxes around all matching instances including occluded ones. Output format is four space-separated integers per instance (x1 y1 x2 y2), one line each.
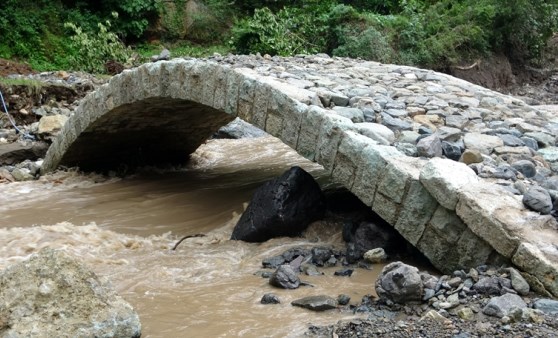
0 136 383 337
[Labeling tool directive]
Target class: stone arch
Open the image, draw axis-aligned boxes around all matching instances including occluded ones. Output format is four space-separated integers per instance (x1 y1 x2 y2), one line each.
41 58 558 297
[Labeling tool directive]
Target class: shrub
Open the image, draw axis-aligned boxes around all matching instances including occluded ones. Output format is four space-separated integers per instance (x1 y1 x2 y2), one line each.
231 6 331 56
333 24 396 63
64 14 132 73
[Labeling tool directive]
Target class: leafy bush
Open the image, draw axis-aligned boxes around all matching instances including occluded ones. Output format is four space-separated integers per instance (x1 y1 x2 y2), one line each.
333 25 396 63
231 6 331 56
64 14 132 73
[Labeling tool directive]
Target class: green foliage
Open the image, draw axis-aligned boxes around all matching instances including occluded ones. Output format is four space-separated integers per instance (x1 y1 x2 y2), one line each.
0 0 81 71
231 2 342 56
64 15 132 73
333 25 396 63
491 0 558 64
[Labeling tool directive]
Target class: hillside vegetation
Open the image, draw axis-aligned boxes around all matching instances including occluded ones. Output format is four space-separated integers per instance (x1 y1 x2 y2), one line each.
1 0 557 74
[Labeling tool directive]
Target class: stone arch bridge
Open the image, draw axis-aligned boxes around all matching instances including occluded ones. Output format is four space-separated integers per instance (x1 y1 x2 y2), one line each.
41 55 558 297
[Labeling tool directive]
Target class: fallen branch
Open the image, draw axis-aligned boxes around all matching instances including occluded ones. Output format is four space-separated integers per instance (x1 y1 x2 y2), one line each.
171 234 206 251
453 61 480 70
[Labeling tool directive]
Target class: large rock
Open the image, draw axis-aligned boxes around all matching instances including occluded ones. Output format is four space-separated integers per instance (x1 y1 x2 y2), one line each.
231 166 325 242
375 262 423 304
212 117 267 139
0 249 141 338
38 114 68 135
291 295 337 311
522 186 553 215
482 293 527 318
533 298 558 314
0 142 49 165
345 221 406 263
269 265 300 289
463 132 504 154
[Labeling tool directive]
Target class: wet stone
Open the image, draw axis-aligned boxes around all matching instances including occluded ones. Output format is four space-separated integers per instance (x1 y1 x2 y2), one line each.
261 293 281 304
522 186 553 214
269 265 300 289
291 295 337 311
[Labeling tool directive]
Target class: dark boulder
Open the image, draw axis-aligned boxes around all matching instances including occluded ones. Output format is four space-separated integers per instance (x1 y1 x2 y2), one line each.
375 262 423 304
231 166 325 242
291 295 337 311
345 219 406 262
269 265 300 289
261 293 281 304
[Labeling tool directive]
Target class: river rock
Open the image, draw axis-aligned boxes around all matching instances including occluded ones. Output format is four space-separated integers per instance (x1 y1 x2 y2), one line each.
357 122 395 145
363 248 388 263
333 106 364 122
416 134 443 158
375 262 423 304
507 267 530 295
269 265 300 289
37 114 68 135
231 166 325 242
345 221 405 262
482 293 527 318
522 186 553 214
464 133 504 154
460 149 483 164
441 141 462 161
511 160 536 178
261 293 281 304
0 248 141 338
533 298 558 314
212 117 267 139
473 276 502 295
291 295 337 311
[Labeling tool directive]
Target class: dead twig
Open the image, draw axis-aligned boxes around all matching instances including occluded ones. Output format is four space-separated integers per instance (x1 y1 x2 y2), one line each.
453 61 480 70
171 234 206 251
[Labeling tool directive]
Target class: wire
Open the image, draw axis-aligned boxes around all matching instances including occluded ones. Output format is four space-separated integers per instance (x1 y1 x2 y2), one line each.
0 88 35 140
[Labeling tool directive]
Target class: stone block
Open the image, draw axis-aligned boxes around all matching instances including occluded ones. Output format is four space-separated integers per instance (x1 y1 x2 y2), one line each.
512 242 558 297
167 60 190 100
351 144 403 206
212 66 230 111
395 179 438 245
420 157 479 210
251 83 271 130
372 192 399 225
224 70 243 116
280 101 307 149
200 63 220 107
428 206 466 243
456 184 521 258
315 113 355 174
455 228 495 269
417 224 458 272
237 78 256 122
296 105 327 161
265 114 283 137
331 131 375 190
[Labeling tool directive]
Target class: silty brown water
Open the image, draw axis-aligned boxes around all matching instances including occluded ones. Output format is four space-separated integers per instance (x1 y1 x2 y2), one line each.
0 136 384 337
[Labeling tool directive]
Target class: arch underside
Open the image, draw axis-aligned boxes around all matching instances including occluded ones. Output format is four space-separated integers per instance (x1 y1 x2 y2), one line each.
58 98 233 171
